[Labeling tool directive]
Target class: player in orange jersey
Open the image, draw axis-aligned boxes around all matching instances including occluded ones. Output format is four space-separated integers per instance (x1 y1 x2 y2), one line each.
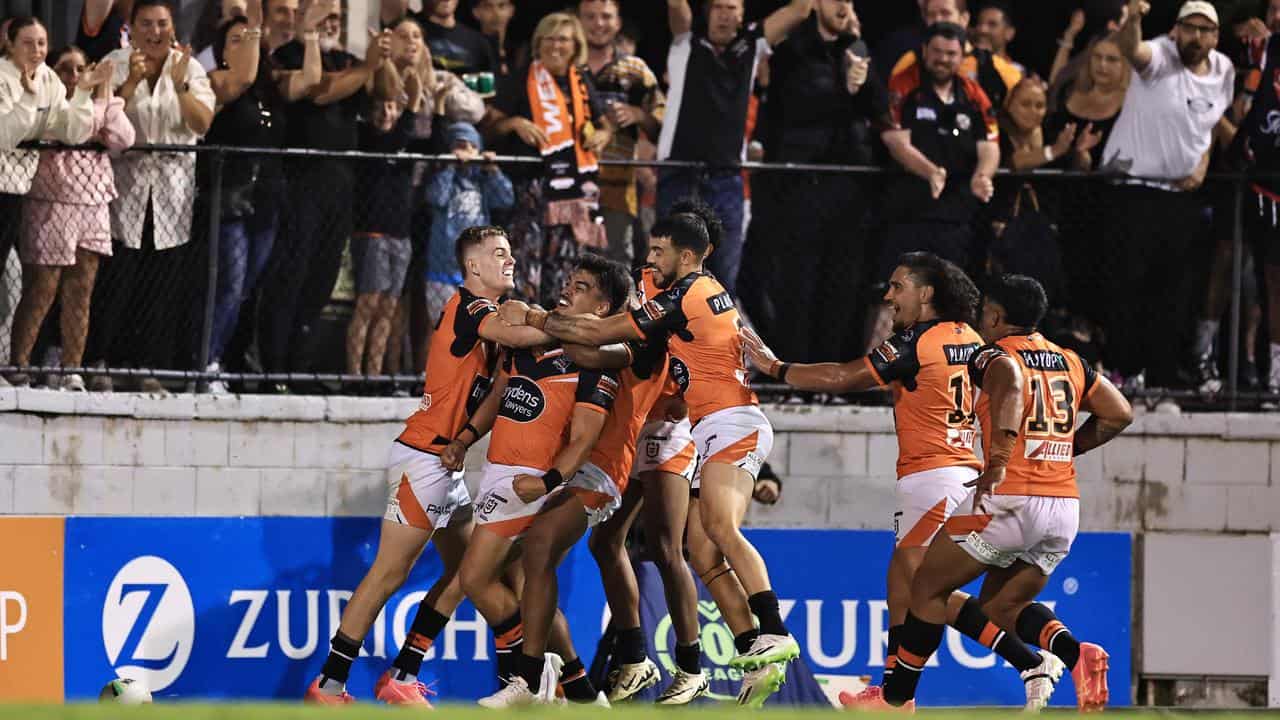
882 274 1132 712
307 227 556 706
500 201 797 708
455 254 635 708
742 252 1060 708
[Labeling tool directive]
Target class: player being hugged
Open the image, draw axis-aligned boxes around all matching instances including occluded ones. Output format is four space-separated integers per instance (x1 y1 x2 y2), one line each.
500 200 797 707
881 274 1132 712
742 253 1066 709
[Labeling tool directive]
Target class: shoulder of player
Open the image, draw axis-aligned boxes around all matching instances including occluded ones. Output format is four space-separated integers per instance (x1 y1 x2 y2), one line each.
956 74 993 108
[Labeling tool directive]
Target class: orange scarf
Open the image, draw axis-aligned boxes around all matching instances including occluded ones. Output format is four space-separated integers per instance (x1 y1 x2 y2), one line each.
526 60 598 174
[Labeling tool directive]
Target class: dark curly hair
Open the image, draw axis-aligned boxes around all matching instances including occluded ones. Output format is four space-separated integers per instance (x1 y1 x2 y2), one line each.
897 252 980 325
651 197 722 258
983 273 1048 329
669 197 723 250
573 252 634 315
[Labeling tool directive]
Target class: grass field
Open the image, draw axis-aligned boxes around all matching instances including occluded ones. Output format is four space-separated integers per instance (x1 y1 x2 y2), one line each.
0 707 1266 720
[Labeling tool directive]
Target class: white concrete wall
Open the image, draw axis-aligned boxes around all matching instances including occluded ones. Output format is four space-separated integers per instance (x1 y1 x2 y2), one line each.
1 388 1278 532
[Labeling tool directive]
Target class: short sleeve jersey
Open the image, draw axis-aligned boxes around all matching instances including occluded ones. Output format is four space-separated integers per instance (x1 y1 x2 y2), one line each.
588 338 671 488
637 268 681 422
628 271 757 424
398 288 499 453
862 320 983 478
968 332 1098 498
487 347 620 471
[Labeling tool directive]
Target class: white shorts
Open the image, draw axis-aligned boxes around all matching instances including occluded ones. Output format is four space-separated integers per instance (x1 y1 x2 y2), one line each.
384 442 472 531
630 418 697 482
474 462 623 538
893 466 978 548
948 492 1080 576
691 405 774 491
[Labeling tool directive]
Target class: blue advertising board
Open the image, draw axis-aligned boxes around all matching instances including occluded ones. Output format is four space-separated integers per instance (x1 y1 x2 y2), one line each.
62 519 1129 706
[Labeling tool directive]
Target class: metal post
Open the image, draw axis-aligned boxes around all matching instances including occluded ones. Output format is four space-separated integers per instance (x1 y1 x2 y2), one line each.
198 150 224 385
1228 177 1244 410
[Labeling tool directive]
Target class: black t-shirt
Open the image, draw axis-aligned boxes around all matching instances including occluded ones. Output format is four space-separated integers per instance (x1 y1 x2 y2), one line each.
493 64 607 157
416 15 498 77
272 41 364 151
354 113 417 237
77 10 127 63
661 23 766 166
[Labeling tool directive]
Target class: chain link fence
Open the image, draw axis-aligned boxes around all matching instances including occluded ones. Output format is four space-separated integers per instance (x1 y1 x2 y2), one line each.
0 143 1269 409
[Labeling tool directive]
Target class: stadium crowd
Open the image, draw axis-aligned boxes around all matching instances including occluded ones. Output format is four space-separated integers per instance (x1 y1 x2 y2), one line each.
0 0 1274 403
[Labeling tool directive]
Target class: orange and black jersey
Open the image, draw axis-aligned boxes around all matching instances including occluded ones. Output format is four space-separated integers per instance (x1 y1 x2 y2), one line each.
589 333 671 487
487 346 621 472
636 267 681 423
862 320 984 478
968 333 1099 499
398 287 499 453
628 271 757 424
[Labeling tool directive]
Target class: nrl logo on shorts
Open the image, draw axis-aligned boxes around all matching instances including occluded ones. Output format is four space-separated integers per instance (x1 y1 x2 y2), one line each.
419 393 433 412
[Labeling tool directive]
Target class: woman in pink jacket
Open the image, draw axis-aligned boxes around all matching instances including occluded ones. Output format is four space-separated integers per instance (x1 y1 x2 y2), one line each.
9 45 135 391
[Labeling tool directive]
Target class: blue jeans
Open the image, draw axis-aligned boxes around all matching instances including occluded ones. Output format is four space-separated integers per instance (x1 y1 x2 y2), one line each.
657 169 745 296
210 209 277 363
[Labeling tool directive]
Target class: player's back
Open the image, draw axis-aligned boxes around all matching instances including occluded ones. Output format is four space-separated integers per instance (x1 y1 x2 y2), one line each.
488 346 619 471
867 320 984 478
972 333 1095 498
398 288 498 453
633 271 757 424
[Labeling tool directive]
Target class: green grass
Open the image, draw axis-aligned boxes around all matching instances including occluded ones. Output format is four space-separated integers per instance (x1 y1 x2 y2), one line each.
0 706 1266 720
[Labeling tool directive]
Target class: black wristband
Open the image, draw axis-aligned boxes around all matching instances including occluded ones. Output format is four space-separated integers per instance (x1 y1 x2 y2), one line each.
778 362 792 383
542 469 564 493
463 423 480 442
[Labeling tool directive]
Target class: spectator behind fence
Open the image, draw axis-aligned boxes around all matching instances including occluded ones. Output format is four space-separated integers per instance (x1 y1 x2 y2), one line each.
579 0 665 267
200 7 307 395
880 22 998 278
77 0 130 63
386 16 485 142
657 0 812 297
423 122 513 336
746 0 890 364
87 0 215 391
397 0 497 78
970 0 1022 74
194 0 249 71
7 44 125 390
259 0 394 389
1098 0 1233 391
264 0 299 53
889 0 1020 111
489 12 612 308
346 90 419 384
473 0 518 77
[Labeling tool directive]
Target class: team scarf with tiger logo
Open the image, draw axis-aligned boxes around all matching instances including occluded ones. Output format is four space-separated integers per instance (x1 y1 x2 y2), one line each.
526 59 598 199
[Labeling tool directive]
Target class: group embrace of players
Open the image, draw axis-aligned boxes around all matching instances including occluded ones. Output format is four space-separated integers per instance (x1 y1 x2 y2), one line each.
303 197 1134 712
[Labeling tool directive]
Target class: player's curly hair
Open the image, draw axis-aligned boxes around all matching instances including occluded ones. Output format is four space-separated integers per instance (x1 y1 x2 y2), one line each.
574 253 634 315
983 273 1048 329
897 252 980 325
669 198 723 250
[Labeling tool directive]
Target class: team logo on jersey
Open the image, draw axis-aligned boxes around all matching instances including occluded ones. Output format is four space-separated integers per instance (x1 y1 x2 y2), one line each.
668 357 691 393
500 377 545 422
956 113 972 131
595 375 619 402
467 299 495 317
1025 439 1072 463
971 346 1004 375
873 341 899 365
641 299 666 322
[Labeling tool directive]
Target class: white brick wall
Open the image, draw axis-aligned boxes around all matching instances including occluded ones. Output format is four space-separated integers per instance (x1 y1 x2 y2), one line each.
1 389 1277 532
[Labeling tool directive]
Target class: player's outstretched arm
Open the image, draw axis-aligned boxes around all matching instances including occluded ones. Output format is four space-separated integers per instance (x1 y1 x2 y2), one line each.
564 343 634 370
512 406 608 502
515 307 644 347
968 355 1024 501
442 371 507 470
1074 375 1134 456
741 326 879 393
484 302 559 348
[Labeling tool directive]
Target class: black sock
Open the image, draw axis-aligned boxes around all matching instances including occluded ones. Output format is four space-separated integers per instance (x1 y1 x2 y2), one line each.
1016 602 1081 670
882 612 944 706
392 604 450 680
517 651 544 693
320 631 362 686
493 612 524 681
882 624 902 684
747 590 787 636
734 629 760 654
675 642 701 674
953 596 1042 672
560 657 597 702
616 626 646 665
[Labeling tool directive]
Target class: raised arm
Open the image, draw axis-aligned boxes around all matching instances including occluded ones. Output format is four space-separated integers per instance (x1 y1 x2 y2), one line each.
1049 9 1086 85
82 0 118 36
173 47 215 136
668 0 692 37
969 354 1024 501
741 326 880 393
1073 375 1133 456
1116 0 1153 73
763 0 814 47
211 26 262 106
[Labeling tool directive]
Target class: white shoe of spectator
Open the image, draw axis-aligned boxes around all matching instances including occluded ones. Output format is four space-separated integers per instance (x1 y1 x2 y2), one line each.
204 361 229 395
61 373 86 392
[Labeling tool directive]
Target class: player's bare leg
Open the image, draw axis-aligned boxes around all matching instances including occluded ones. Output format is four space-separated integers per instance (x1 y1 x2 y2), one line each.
883 536 1063 711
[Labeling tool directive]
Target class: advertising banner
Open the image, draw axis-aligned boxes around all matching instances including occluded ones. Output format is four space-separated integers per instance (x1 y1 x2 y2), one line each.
0 517 65 702
61 519 1130 706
